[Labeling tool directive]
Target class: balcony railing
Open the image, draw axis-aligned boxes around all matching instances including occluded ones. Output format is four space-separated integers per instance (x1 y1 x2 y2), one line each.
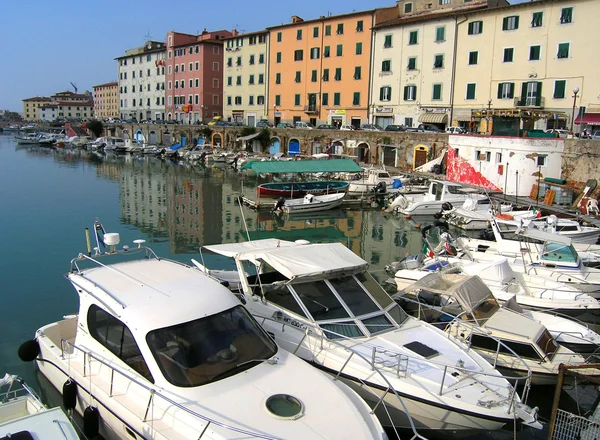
304 105 319 114
514 96 545 108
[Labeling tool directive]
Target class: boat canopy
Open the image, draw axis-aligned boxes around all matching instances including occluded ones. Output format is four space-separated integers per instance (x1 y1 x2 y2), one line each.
205 238 297 257
519 227 572 245
240 158 362 174
235 133 261 141
459 258 516 285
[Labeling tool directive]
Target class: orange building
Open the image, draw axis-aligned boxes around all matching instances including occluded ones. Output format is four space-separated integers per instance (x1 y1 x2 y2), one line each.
267 8 395 128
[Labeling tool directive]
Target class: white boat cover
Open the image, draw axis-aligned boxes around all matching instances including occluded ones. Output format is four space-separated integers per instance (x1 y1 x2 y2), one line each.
205 239 298 257
459 258 516 285
236 242 368 280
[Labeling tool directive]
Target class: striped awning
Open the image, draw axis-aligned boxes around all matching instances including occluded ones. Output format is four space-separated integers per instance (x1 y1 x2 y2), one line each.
453 112 472 122
419 113 448 124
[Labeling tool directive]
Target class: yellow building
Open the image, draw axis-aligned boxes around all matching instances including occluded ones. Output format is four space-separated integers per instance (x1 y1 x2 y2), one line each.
22 97 51 121
93 81 119 120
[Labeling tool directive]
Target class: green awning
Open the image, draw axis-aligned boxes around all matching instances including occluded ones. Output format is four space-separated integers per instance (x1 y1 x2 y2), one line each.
240 158 362 173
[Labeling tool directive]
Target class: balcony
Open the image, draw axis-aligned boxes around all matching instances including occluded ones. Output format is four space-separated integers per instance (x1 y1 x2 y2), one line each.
379 71 393 77
514 96 545 108
304 105 319 114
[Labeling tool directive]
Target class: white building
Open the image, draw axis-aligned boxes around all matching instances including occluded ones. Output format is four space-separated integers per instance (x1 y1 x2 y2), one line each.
117 41 166 121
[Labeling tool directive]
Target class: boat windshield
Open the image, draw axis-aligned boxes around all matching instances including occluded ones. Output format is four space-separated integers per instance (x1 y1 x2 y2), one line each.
147 305 277 387
536 330 558 360
541 242 578 264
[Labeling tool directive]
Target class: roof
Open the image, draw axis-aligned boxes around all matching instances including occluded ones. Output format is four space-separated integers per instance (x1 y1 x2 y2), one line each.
240 158 362 173
267 8 376 30
23 97 52 102
483 309 544 341
93 81 118 89
374 2 489 29
223 29 268 40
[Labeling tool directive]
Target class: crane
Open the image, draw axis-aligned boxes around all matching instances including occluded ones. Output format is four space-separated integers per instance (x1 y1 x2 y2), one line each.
70 82 78 94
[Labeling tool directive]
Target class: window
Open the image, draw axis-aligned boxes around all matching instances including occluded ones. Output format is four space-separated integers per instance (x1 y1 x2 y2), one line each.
275 95 281 106
357 20 363 32
354 66 361 80
249 36 256 45
384 35 392 48
557 42 570 59
529 45 541 61
310 26 318 39
212 78 218 88
236 57 241 66
403 85 416 101
322 93 329 105
213 62 219 71
249 74 255 85
334 92 341 106
311 70 318 82
560 7 573 24
380 86 391 102
409 31 418 45
336 44 343 56
259 54 264 64
324 46 330 57
294 50 303 61
532 11 543 27
468 21 483 35
503 16 519 31
337 23 344 35
277 32 282 42
227 96 232 106
236 76 241 86
227 57 232 67
258 74 264 84
181 64 185 73
434 54 444 69
294 94 300 106
189 79 193 88
334 68 342 81
503 48 514 63
227 77 232 86
310 47 320 59
295 71 301 83
554 80 566 99
356 42 362 55
275 73 281 84
189 62 192 71
352 92 360 106
382 60 391 72
404 3 412 13
466 83 476 100
407 57 416 70
435 26 445 42
323 69 329 81
249 55 255 65
276 52 282 63
297 29 303 40
432 84 442 100
235 96 242 105
497 82 515 99
537 155 548 167
468 51 478 65
325 25 331 36
257 96 265 105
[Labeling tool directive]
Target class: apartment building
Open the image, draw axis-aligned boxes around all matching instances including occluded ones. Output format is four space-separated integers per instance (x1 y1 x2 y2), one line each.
116 41 166 121
222 30 269 126
22 97 51 121
268 7 396 128
93 81 119 120
165 29 233 124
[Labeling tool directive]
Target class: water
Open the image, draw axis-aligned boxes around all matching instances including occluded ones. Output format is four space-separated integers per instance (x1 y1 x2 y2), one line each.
0 135 577 439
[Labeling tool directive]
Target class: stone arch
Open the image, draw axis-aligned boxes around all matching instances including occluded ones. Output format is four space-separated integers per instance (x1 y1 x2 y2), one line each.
149 130 157 144
288 138 301 157
212 132 223 148
356 142 371 164
269 136 281 155
331 139 345 156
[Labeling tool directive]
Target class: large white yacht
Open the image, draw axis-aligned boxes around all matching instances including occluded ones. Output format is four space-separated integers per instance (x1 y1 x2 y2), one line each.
22 222 388 440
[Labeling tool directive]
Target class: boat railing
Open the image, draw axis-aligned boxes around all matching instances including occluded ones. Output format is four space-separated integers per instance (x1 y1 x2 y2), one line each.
251 314 426 440
58 339 282 440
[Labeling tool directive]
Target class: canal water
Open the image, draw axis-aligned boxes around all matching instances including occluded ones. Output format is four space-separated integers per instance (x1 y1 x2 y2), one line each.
0 134 569 439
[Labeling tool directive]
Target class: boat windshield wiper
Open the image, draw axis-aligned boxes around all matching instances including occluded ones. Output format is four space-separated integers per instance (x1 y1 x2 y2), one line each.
300 295 329 315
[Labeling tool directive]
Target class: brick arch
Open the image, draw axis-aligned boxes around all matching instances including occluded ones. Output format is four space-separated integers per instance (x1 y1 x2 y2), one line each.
356 141 371 164
211 132 223 148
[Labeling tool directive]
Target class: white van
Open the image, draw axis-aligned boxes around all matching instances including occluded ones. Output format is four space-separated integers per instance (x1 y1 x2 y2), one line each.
295 121 315 129
445 126 466 134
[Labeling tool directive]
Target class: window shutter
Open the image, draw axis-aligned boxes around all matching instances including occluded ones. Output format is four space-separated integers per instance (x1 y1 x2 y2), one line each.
536 82 543 106
520 82 528 103
468 22 473 34
497 83 503 99
509 83 515 98
514 16 519 29
380 87 384 101
404 86 409 101
502 17 508 30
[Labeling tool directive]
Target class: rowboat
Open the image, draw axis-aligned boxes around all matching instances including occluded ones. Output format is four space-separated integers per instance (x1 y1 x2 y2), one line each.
257 180 349 197
281 192 345 214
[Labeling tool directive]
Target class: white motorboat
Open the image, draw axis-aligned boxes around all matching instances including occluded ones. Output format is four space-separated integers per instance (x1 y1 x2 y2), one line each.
200 239 541 433
444 204 537 231
278 192 345 214
14 133 41 144
394 272 595 385
495 214 600 244
388 180 493 216
348 167 401 194
22 221 388 440
0 373 79 439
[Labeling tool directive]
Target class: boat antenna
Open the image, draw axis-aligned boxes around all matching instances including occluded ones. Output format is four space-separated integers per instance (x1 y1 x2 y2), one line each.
237 196 252 242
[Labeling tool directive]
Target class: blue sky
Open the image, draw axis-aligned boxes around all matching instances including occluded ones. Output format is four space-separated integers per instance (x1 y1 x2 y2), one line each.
1 0 527 112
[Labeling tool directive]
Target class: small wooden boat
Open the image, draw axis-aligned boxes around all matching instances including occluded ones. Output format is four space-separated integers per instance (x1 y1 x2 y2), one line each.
258 180 348 197
281 192 345 214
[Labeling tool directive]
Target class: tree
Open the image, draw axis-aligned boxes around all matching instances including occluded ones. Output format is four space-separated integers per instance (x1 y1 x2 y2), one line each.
256 128 271 151
86 119 104 137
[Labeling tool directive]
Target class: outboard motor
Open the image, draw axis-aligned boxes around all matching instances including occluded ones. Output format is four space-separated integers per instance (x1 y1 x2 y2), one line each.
372 181 387 194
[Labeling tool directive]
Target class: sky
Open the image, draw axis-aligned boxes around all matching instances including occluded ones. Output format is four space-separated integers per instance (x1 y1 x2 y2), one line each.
1 0 527 112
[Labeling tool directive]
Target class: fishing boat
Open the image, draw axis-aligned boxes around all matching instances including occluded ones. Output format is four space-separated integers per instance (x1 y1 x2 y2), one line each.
347 168 400 194
199 239 541 433
257 180 349 198
279 192 345 214
20 221 388 440
0 373 79 439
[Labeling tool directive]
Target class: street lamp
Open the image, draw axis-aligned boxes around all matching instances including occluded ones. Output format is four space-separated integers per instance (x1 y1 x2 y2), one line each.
487 99 492 135
570 87 580 136
273 104 277 127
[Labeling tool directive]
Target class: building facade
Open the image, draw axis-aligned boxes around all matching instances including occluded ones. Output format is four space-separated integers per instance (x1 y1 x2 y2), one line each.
222 30 269 126
165 29 233 124
93 81 119 120
116 41 166 122
268 7 396 128
22 97 51 121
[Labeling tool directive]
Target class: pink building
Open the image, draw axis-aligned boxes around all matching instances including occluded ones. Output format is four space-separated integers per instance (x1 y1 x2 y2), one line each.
165 29 234 123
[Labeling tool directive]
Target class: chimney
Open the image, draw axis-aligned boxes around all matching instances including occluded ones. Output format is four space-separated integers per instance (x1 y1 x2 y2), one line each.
291 15 304 23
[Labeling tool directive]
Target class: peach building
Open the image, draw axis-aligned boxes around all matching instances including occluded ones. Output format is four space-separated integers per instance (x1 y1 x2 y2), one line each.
267 7 395 128
93 81 119 120
165 29 234 124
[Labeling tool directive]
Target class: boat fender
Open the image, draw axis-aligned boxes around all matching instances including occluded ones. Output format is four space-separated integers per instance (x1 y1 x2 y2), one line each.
83 406 100 437
17 339 40 362
63 380 78 411
495 213 514 220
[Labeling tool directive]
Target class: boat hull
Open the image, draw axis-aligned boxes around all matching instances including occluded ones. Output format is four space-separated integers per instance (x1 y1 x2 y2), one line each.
283 193 345 214
258 181 349 198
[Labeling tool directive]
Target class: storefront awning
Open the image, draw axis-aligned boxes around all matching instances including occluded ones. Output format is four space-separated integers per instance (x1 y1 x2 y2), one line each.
419 113 448 124
575 113 600 126
453 114 472 122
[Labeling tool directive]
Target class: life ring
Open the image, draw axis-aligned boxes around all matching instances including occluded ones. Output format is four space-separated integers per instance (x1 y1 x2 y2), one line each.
495 213 514 220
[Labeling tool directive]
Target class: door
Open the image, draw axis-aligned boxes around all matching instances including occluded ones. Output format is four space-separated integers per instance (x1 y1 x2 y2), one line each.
247 115 256 127
149 131 157 144
413 146 428 169
288 139 300 156
269 140 280 155
274 116 281 127
383 147 396 167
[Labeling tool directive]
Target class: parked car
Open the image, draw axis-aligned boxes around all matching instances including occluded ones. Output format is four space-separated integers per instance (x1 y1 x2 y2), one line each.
445 126 466 134
295 121 315 129
544 128 569 138
360 124 383 131
384 124 406 132
317 124 335 130
255 120 273 128
276 123 293 128
417 124 443 133
340 125 357 131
